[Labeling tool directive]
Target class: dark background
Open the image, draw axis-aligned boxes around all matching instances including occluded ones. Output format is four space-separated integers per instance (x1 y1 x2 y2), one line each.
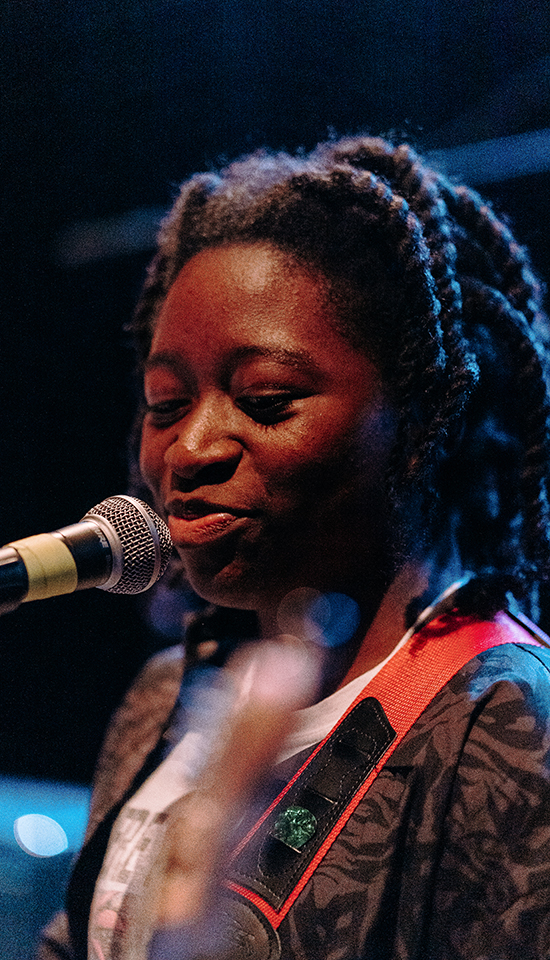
2 0 550 786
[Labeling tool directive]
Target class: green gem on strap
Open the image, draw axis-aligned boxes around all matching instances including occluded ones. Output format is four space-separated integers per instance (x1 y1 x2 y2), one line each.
271 806 317 851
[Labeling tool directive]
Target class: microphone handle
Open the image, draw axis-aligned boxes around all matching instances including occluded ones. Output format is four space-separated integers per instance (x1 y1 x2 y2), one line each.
0 522 113 616
0 547 28 615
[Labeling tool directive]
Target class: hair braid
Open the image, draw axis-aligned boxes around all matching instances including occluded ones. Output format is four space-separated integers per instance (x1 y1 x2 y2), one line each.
384 149 482 467
498 307 550 572
461 281 550 577
441 182 544 326
320 138 465 324
319 138 479 456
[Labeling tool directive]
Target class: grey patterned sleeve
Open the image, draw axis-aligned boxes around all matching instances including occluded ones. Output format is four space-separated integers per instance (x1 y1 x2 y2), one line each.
427 647 550 959
277 644 550 960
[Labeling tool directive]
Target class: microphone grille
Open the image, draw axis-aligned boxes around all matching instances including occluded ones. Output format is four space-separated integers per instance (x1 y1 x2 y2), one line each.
84 495 173 594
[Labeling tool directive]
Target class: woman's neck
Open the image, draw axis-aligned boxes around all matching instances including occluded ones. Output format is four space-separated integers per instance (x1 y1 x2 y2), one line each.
253 544 464 702
334 553 465 692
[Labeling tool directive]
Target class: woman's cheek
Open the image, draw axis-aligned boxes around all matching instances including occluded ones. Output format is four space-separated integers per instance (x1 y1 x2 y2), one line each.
139 426 165 499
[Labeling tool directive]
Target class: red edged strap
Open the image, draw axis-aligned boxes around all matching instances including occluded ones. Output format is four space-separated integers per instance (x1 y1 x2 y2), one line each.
226 611 541 928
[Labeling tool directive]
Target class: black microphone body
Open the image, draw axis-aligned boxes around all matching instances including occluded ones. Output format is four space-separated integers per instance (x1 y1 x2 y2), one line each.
0 495 172 616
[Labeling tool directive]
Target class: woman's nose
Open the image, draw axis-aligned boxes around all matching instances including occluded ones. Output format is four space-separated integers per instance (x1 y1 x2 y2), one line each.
164 403 242 482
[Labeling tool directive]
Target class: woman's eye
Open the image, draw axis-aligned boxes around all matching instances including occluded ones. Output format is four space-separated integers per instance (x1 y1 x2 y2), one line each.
237 393 296 426
145 399 189 426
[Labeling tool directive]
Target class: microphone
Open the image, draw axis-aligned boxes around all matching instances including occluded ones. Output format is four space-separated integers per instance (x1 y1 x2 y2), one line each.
0 495 173 616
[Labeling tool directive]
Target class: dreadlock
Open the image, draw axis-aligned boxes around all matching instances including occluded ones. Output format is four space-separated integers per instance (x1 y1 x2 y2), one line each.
131 135 550 617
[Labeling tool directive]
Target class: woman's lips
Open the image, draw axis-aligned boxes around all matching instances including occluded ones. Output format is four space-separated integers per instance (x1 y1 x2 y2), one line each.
166 502 253 548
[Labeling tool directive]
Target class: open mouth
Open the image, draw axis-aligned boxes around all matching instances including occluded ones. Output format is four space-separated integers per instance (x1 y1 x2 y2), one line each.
166 499 253 548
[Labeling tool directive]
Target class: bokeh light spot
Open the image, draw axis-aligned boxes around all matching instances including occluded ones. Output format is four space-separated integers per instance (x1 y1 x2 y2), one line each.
309 592 360 647
278 588 360 647
14 813 68 857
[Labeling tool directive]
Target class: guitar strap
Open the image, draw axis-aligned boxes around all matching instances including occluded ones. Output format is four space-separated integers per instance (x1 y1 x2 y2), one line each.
210 610 543 960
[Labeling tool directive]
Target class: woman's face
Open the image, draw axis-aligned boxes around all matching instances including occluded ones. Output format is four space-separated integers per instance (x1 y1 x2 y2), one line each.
140 243 397 617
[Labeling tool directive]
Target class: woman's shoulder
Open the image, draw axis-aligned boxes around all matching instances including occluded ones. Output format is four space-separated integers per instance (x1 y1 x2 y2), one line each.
453 627 550 704
100 643 185 754
127 642 186 691
390 620 550 770
416 608 550 706
86 644 185 840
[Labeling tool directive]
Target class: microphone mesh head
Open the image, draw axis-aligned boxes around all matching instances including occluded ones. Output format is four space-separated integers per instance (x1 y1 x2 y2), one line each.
84 496 173 594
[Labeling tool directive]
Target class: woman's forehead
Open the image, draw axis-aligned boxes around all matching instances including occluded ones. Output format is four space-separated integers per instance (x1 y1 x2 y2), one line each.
154 243 334 346
148 242 384 392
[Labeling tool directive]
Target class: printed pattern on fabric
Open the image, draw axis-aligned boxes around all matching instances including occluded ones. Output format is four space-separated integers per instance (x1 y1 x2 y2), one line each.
88 807 169 960
278 645 550 959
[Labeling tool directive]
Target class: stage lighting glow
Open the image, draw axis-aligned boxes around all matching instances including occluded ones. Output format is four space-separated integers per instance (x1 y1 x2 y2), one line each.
13 813 69 858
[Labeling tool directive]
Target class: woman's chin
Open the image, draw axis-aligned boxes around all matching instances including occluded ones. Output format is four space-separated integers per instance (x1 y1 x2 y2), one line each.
183 559 267 612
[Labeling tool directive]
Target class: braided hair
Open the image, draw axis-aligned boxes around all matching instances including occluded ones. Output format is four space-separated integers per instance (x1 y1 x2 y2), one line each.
131 135 550 618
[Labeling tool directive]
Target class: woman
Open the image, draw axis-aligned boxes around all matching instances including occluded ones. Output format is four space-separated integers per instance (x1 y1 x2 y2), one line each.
40 136 550 959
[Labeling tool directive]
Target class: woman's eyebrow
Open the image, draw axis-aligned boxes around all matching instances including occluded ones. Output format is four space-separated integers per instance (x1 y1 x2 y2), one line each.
225 344 320 373
144 346 316 371
143 345 325 387
143 351 187 375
